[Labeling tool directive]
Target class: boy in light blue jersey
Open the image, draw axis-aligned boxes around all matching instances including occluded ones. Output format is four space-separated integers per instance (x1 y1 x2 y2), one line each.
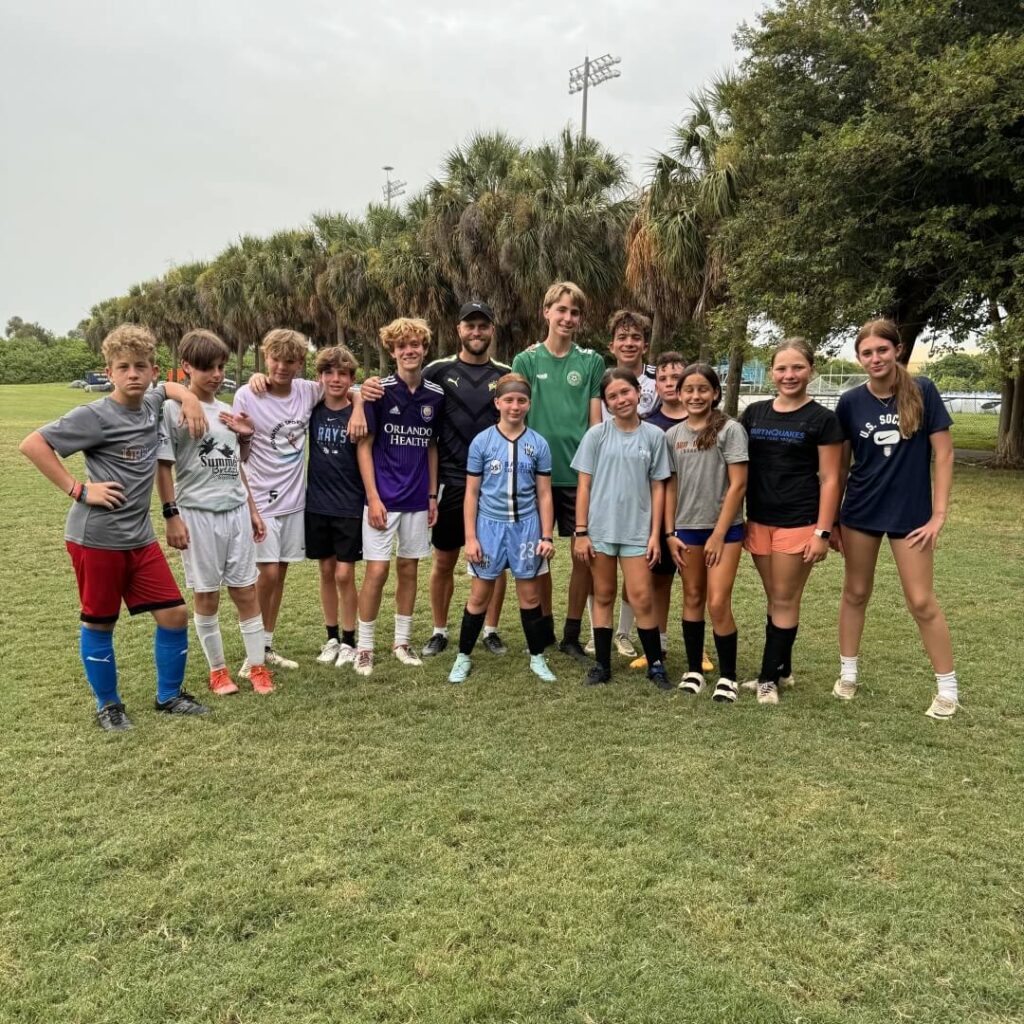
448 374 557 684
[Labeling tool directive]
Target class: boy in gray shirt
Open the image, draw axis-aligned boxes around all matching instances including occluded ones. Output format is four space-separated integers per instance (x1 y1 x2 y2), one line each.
20 324 211 731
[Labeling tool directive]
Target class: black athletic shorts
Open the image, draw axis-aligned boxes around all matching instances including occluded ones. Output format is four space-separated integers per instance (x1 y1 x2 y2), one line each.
432 483 466 552
551 486 578 538
304 511 362 563
653 534 679 577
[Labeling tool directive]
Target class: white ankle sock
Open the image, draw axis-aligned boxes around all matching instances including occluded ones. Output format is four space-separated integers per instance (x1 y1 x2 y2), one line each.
935 670 958 701
483 625 497 637
394 614 413 647
239 615 266 667
617 603 635 636
264 629 274 650
432 626 449 638
193 613 225 671
840 655 858 682
358 618 376 651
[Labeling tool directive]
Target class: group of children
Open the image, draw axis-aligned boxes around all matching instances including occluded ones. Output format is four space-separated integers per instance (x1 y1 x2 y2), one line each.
21 282 961 732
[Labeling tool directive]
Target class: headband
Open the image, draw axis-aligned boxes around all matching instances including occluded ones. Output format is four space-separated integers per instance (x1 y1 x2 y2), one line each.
496 381 531 398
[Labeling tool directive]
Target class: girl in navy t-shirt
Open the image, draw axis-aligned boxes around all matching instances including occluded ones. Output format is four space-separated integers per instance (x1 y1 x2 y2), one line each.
833 319 958 720
740 339 844 706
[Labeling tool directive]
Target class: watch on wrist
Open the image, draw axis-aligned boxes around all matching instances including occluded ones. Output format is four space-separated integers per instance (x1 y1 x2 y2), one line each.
814 528 831 540
574 528 589 537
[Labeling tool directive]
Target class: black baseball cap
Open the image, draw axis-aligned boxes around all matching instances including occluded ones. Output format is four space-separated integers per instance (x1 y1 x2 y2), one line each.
458 301 495 323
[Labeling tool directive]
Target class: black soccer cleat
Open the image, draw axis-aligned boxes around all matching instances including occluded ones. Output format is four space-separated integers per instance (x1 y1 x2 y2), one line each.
154 691 211 716
96 702 133 732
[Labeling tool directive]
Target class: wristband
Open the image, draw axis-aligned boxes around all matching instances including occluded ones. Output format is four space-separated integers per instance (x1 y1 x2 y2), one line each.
574 528 588 537
541 536 553 543
428 493 438 500
663 532 675 540
78 484 88 504
162 502 180 519
69 481 83 502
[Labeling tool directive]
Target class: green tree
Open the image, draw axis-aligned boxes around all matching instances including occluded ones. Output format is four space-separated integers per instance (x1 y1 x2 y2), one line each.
5 317 56 344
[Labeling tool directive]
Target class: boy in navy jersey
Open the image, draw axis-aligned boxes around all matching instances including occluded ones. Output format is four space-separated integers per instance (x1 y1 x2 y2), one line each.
354 318 444 676
306 346 366 669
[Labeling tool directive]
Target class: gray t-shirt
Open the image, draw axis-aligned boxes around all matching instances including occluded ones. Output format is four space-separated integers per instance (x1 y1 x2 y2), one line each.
38 387 168 550
158 398 246 512
571 420 671 547
666 417 748 530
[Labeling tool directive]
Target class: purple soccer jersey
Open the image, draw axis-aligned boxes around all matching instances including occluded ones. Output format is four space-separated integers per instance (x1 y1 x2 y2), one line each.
363 376 445 513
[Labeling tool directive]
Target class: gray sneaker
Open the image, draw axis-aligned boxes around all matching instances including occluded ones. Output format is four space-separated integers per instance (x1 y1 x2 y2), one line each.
481 632 508 655
421 633 449 657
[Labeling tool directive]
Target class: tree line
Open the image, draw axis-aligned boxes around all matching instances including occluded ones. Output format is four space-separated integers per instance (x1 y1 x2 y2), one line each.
14 1 1024 464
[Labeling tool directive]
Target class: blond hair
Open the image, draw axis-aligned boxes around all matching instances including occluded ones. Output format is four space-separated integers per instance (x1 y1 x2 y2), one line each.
102 324 157 366
179 329 230 370
261 329 308 362
854 318 923 438
542 281 587 313
771 337 815 368
378 317 431 352
314 345 359 376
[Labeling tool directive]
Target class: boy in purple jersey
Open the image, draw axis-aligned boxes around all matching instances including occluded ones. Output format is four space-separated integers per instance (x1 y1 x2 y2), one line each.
355 318 444 676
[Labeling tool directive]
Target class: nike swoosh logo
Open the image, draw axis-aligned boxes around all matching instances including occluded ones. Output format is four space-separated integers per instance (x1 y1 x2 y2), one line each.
85 655 112 663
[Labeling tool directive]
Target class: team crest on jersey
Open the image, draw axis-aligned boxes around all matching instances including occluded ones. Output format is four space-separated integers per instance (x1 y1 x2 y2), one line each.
488 459 503 475
420 404 434 422
488 381 497 391
566 370 582 387
523 443 536 457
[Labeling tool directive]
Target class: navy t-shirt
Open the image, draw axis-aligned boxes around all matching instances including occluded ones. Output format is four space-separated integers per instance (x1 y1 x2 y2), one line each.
741 399 844 527
305 402 365 517
835 378 952 533
643 408 687 433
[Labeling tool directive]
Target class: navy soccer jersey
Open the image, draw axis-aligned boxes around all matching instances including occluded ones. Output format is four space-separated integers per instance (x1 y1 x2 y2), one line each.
422 355 510 485
305 402 365 518
363 376 445 513
643 408 687 432
835 377 952 534
466 426 552 523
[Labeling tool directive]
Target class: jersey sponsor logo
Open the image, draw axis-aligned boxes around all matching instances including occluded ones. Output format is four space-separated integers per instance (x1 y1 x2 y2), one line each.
566 371 582 387
536 373 548 380
389 405 401 415
120 443 156 463
197 436 240 477
488 459 503 475
268 419 306 462
446 376 460 388
383 422 431 447
420 404 435 422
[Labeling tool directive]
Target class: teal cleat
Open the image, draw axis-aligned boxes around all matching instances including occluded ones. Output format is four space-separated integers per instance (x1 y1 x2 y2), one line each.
448 652 472 684
529 654 556 682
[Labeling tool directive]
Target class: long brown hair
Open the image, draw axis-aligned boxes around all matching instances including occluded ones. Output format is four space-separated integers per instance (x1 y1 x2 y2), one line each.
680 363 729 450
854 319 923 438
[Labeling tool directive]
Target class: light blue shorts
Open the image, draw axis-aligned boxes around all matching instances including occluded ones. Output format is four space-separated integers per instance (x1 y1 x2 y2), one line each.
469 513 551 581
592 540 648 558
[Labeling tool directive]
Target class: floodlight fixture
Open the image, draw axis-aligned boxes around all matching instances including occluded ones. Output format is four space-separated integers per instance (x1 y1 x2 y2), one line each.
567 53 622 138
381 165 407 207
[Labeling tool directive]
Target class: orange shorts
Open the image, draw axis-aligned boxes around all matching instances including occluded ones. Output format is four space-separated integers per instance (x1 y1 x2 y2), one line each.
743 521 817 557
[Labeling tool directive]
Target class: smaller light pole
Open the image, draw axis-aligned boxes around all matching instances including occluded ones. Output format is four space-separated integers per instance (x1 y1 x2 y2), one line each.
568 53 622 139
381 165 407 208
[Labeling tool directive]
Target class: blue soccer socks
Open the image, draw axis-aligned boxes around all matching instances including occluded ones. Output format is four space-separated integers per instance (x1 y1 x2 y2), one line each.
80 626 119 709
154 625 189 704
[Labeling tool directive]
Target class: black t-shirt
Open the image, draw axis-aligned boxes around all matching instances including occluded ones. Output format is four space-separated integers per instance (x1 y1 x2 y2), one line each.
423 354 510 485
305 402 365 517
741 399 844 527
643 408 687 433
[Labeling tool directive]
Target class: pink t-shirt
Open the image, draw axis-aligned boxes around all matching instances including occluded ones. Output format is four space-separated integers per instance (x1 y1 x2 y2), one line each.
233 379 320 517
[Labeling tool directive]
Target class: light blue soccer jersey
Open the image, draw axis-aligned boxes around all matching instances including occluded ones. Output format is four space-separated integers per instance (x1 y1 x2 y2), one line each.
466 426 552 523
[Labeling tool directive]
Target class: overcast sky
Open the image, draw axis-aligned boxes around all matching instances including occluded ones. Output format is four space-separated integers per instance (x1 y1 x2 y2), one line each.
0 0 767 334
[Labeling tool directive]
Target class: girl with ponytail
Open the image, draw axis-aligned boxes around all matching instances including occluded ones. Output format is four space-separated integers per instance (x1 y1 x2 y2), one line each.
832 319 959 719
664 364 748 703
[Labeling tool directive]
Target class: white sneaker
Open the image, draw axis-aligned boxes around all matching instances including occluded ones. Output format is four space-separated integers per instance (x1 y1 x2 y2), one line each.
393 644 423 667
757 680 779 706
354 649 374 676
678 671 705 694
832 677 859 701
583 637 596 655
335 643 357 668
743 673 796 692
265 648 298 670
613 632 638 658
317 638 341 664
925 694 959 720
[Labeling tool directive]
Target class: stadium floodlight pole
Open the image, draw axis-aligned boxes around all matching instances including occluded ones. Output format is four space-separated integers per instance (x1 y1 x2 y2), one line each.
568 53 622 139
381 165 407 208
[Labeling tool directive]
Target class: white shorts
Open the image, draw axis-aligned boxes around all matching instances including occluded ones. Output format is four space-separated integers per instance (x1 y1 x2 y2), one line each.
257 509 305 563
179 505 259 592
362 508 430 561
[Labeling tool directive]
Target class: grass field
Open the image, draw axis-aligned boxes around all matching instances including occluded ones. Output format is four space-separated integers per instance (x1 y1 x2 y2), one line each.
948 413 999 452
2 384 1022 1024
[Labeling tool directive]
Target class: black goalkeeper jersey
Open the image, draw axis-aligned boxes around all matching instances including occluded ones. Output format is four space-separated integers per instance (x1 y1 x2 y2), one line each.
422 355 511 485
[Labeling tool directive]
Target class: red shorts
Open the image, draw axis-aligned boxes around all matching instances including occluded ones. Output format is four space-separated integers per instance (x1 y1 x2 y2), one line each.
743 521 817 557
66 541 184 623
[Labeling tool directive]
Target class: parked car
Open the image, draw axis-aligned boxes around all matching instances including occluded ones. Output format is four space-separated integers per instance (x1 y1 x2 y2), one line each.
69 379 86 389
83 370 113 393
218 378 237 394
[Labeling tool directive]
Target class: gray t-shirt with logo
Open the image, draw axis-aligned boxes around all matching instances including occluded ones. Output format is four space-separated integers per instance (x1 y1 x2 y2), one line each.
158 398 246 512
571 420 672 547
666 417 748 530
38 387 168 550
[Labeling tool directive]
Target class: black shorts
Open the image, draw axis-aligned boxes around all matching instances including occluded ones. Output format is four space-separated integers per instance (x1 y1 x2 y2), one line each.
551 486 578 538
841 522 911 541
653 535 679 577
432 483 466 552
304 511 362 562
